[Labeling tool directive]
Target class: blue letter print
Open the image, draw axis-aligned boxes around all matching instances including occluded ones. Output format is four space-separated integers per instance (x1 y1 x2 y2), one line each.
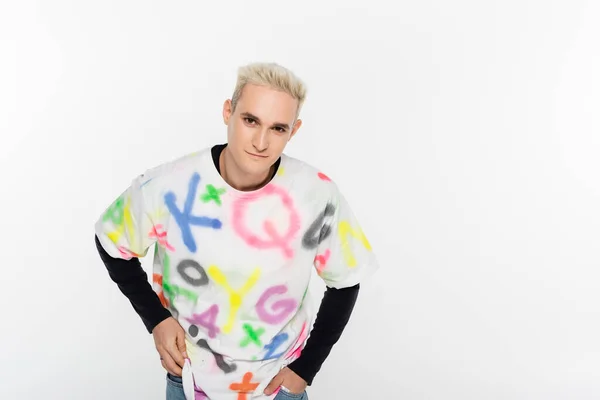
263 332 288 360
164 172 222 253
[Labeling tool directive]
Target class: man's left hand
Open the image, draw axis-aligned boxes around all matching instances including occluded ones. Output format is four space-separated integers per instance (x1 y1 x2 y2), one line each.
264 367 307 396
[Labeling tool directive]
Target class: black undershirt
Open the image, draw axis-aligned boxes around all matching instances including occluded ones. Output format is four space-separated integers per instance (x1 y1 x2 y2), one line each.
94 144 359 386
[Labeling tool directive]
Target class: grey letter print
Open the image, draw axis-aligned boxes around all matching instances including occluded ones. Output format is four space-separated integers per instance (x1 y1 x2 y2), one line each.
302 203 336 249
187 326 237 374
198 338 237 374
176 259 209 286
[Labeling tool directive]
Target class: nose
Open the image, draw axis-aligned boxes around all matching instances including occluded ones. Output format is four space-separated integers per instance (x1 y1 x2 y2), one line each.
252 129 269 152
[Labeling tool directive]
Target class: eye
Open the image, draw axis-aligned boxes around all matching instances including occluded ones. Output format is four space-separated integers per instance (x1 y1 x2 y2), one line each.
273 127 286 133
244 117 256 125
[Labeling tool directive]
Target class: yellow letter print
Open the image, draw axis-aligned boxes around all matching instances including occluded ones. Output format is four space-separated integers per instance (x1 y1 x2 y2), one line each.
107 196 136 246
208 266 261 334
339 221 372 268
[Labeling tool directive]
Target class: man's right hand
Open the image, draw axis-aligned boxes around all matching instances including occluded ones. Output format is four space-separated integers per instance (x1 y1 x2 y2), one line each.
152 317 188 376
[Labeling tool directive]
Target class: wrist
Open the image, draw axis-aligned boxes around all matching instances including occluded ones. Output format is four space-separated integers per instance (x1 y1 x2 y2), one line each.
287 356 317 386
147 308 172 334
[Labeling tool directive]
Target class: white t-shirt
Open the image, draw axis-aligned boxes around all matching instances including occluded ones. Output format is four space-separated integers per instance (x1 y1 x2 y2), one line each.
95 147 379 399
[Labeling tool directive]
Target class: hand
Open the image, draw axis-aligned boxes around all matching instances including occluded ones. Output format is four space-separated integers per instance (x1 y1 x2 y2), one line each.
152 317 188 376
264 367 307 396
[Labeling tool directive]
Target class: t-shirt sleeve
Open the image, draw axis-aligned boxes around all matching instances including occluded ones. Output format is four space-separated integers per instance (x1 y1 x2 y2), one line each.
311 183 379 289
94 173 158 260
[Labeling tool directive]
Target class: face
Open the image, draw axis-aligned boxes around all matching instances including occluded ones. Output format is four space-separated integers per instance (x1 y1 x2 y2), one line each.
222 83 302 177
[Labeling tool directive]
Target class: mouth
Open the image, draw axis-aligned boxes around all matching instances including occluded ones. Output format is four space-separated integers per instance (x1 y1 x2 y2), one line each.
245 151 269 159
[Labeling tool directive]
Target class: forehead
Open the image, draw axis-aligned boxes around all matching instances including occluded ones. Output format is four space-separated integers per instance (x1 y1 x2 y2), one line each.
236 84 298 122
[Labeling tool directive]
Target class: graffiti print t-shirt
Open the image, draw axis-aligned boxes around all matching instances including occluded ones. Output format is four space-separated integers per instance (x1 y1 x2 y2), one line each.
95 147 379 400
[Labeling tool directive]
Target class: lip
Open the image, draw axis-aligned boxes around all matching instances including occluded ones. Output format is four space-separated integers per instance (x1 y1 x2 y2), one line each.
245 151 268 158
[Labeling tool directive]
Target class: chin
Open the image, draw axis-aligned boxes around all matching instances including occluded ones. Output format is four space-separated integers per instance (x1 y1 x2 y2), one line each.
244 162 271 177
241 160 271 176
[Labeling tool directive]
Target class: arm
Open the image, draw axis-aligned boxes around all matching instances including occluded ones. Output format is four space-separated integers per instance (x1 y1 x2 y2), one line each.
287 283 360 386
94 172 187 376
94 234 171 333
285 179 379 387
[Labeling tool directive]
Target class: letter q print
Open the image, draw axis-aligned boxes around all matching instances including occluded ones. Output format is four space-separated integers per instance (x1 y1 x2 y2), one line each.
232 185 300 259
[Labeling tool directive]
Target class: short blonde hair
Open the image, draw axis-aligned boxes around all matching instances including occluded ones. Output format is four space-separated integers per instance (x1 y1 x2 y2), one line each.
231 62 307 118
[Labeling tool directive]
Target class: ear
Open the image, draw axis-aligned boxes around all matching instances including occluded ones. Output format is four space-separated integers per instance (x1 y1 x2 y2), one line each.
288 119 302 141
222 99 233 125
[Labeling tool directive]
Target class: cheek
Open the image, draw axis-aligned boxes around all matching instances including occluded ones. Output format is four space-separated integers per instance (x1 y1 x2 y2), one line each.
231 122 254 139
227 123 246 143
271 136 289 151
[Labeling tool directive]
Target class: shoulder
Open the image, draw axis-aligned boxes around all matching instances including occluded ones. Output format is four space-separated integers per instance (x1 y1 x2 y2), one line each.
136 147 212 190
280 153 342 199
129 147 214 213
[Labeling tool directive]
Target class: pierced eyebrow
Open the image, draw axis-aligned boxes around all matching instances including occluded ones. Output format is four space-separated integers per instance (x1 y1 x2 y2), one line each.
241 112 289 130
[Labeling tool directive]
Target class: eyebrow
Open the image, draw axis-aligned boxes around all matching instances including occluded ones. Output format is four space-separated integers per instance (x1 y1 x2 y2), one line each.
241 112 290 130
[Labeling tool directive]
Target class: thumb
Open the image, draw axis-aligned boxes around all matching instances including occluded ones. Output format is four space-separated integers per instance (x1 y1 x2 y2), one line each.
177 329 188 359
263 373 284 396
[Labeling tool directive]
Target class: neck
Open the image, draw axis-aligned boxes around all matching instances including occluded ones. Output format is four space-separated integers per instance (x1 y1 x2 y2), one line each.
220 147 273 191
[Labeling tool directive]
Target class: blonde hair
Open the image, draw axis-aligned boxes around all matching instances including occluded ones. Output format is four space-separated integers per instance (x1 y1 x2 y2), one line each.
231 62 307 118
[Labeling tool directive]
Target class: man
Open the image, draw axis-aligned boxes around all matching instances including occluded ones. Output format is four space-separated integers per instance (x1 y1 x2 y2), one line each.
94 62 379 400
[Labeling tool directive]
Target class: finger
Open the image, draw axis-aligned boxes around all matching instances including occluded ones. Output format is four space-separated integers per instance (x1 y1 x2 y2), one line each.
263 374 284 395
176 328 188 359
160 360 181 377
166 341 186 368
159 349 183 376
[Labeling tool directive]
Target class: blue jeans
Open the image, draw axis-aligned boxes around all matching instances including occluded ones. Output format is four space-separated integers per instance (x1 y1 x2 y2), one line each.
166 373 309 400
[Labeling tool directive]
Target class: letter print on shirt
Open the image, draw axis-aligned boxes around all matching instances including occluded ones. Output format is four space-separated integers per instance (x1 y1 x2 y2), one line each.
302 203 336 249
262 332 289 360
286 321 309 360
177 259 210 286
148 224 175 251
207 265 261 334
162 253 199 307
231 185 301 259
229 372 260 400
314 249 331 275
103 195 125 226
103 195 137 256
197 338 238 374
239 323 265 348
338 221 372 268
255 285 297 325
164 172 222 253
200 184 226 206
186 304 220 339
152 273 169 308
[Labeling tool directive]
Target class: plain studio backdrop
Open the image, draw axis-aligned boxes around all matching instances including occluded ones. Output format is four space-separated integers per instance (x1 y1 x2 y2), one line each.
1 1 599 399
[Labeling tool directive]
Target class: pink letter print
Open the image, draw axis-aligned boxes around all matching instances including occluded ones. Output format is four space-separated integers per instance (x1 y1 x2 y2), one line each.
232 185 300 258
186 304 220 339
256 285 297 325
285 321 309 360
314 249 331 275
